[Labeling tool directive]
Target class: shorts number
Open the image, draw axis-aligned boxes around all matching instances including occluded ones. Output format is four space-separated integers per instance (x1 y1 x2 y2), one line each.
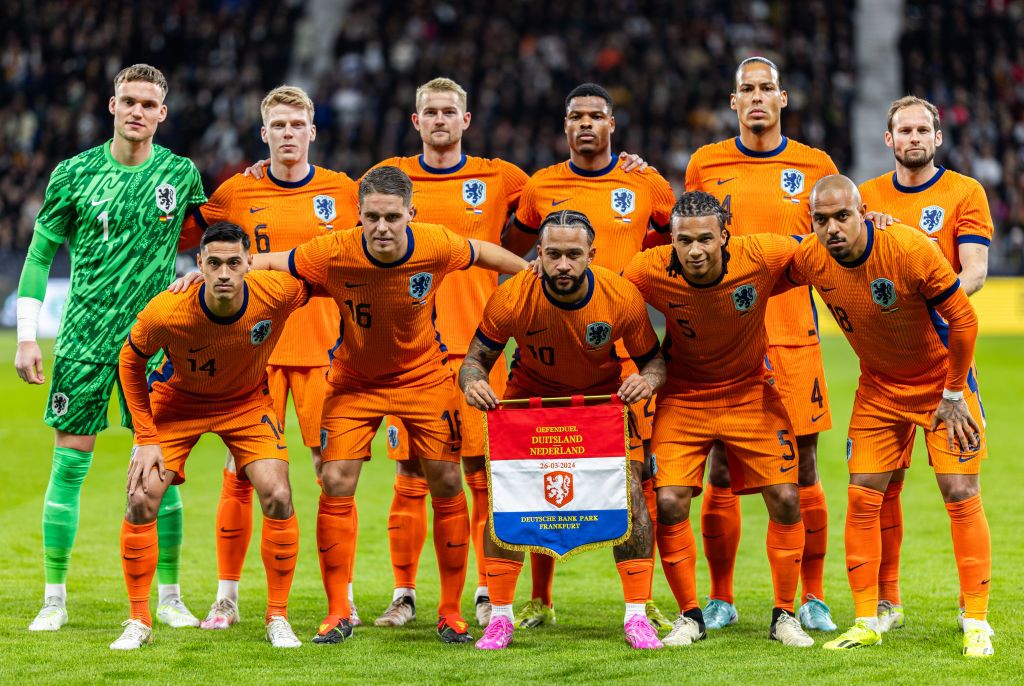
187 357 217 376
527 344 555 366
643 396 655 418
675 318 696 338
344 300 372 328
255 224 271 253
441 410 463 442
826 304 853 332
261 414 284 438
810 377 824 408
777 429 796 461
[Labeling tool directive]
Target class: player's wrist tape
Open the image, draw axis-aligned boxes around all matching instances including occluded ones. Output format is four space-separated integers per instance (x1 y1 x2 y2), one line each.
16 297 42 342
942 388 965 402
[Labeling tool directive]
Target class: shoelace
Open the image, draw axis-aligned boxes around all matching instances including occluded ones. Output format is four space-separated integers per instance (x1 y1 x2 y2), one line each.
119 619 148 642
211 599 234 616
267 617 293 641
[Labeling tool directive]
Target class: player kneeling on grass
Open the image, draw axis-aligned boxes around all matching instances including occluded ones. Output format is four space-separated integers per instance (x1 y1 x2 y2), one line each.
460 210 667 650
622 191 814 648
112 223 312 650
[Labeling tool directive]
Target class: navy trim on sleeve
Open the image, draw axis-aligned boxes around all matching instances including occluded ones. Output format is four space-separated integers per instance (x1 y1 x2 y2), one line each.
632 341 661 367
288 248 300 278
652 221 670 234
192 206 209 231
463 241 476 270
127 335 153 358
513 215 539 234
791 234 805 243
785 265 801 286
926 278 961 308
957 235 991 247
475 329 506 351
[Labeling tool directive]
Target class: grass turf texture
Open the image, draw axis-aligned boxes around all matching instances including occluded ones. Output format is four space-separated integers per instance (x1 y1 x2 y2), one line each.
0 332 1020 684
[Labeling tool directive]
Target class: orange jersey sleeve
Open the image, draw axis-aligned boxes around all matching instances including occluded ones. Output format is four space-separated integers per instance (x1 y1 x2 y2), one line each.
476 266 659 397
859 167 994 273
189 168 358 367
623 234 797 408
790 222 975 410
290 221 473 387
686 136 838 346
366 155 528 355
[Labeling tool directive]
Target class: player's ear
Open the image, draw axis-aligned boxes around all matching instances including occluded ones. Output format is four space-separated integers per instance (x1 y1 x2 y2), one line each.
411 112 421 131
884 130 894 149
587 245 597 262
608 113 615 134
934 128 943 149
246 251 254 271
157 104 167 123
462 110 471 129
260 126 268 144
309 123 316 142
779 89 788 109
729 92 738 112
195 252 202 270
108 96 117 116
409 204 417 221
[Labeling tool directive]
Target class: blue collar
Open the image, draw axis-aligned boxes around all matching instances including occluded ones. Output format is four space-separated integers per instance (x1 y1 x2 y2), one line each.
418 154 468 175
542 269 595 310
891 166 945 193
198 282 249 324
836 219 875 268
735 135 788 158
362 226 415 268
268 165 315 188
569 156 618 177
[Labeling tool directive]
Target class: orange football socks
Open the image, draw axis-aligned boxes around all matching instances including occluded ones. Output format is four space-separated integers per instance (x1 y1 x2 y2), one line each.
464 469 489 589
946 494 991 620
317 494 356 618
121 519 158 626
388 474 429 590
701 483 741 604
215 468 253 582
657 519 699 613
617 558 654 605
878 479 904 605
485 557 523 607
529 553 555 607
798 481 828 602
261 514 299 621
766 519 804 612
642 478 658 599
844 485 884 618
432 492 470 618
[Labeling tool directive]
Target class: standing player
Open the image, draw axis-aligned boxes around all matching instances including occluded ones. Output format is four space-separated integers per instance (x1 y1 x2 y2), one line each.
859 96 994 634
684 57 837 631
788 176 992 658
113 223 309 650
623 191 814 649
181 86 360 630
460 210 666 650
250 166 527 645
13 64 206 632
502 83 676 629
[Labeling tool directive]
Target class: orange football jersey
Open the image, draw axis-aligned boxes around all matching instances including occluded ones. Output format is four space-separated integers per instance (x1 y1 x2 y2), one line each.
289 221 474 388
685 136 838 347
476 266 660 396
121 271 312 442
181 166 359 368
367 155 527 355
859 167 993 273
622 234 798 408
788 222 978 411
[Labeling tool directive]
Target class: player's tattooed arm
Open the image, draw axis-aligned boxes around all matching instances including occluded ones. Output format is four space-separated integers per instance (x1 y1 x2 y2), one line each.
617 354 666 403
460 338 505 410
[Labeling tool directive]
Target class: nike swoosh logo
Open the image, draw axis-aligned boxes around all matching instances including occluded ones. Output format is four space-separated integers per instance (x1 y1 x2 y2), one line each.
319 544 338 553
124 555 145 561
668 556 691 567
275 553 297 560
526 328 547 336
250 207 268 214
880 525 899 532
806 527 826 535
847 562 868 572
276 443 286 450
958 454 978 463
219 527 243 534
627 570 645 575
446 542 467 548
551 199 570 207
91 198 112 206
716 178 736 186
668 302 690 309
780 465 796 473
345 282 367 288
46 501 70 510
820 286 837 293
811 412 827 423
486 572 507 578
188 345 211 353
702 533 723 539
981 579 990 585
387 526 401 531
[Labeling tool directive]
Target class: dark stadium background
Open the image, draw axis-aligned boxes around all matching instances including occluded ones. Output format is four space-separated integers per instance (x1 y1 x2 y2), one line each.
1 0 1022 294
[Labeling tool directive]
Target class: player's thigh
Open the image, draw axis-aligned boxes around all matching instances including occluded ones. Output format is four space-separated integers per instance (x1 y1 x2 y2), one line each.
651 402 714 494
265 365 291 431
718 389 799 495
448 355 507 458
45 357 118 436
621 357 655 442
215 397 291 479
150 404 207 485
276 365 329 449
846 390 915 474
767 344 832 436
923 389 987 475
396 377 463 464
320 385 382 462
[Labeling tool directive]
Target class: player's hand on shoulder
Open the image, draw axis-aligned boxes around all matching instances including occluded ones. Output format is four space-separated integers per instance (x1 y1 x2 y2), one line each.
168 271 204 293
619 151 650 173
464 380 500 411
14 341 45 384
617 374 654 404
127 444 165 496
864 210 898 227
243 158 271 180
527 258 542 278
931 397 982 453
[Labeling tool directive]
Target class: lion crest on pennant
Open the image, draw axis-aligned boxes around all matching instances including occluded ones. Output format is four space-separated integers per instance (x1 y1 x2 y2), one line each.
544 471 574 508
313 195 336 223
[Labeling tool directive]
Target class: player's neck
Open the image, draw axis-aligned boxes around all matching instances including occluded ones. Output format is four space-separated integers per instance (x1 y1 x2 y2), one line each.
894 161 939 188
109 135 153 167
203 285 246 318
738 126 783 152
569 149 614 171
422 144 463 170
269 159 311 182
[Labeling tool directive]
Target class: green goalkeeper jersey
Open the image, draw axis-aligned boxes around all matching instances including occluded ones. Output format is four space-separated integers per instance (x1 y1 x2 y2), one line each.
33 140 207 364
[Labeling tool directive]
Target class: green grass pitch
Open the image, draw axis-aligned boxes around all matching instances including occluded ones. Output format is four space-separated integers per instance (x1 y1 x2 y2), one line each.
0 332 1020 684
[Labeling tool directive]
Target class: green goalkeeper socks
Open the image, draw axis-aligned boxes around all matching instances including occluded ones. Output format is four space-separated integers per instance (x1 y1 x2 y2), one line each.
42 447 93 584
156 485 183 586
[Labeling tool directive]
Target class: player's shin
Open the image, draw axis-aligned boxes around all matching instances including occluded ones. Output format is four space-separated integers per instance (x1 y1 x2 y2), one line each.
388 474 429 592
317 494 355 618
464 468 489 593
878 480 904 604
215 467 254 596
529 553 556 607
121 519 159 626
767 520 804 613
701 482 741 604
946 494 991 621
42 447 93 588
657 519 699 613
261 514 299 621
156 485 184 601
798 481 828 603
485 557 523 620
433 492 470 618
845 485 885 619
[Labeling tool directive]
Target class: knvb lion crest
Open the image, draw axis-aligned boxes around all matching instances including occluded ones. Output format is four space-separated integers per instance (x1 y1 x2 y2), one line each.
155 183 177 213
732 284 758 312
781 169 804 195
586 321 612 348
409 272 433 299
870 278 897 308
51 392 69 417
250 320 273 345
320 429 329 452
313 195 337 223
919 205 945 234
611 188 636 215
544 471 574 508
387 425 400 449
462 179 486 207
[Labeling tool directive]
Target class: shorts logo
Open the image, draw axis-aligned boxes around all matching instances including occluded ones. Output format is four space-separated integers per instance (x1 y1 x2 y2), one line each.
846 437 853 462
732 284 757 312
51 392 69 417
410 272 433 299
611 188 636 215
920 205 945 234
781 169 804 195
155 183 177 214
313 195 337 223
250 320 273 346
870 278 897 308
462 179 486 207
320 429 329 452
544 471 574 508
585 321 612 348
387 425 400 449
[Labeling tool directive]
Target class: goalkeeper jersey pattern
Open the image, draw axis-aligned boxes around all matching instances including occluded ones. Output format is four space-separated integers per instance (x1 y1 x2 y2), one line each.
33 140 206 364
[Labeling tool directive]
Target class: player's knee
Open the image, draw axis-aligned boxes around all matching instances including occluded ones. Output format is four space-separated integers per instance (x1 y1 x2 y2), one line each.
765 485 801 524
125 492 159 524
939 479 979 504
258 483 293 518
425 463 463 498
320 465 357 497
656 487 691 525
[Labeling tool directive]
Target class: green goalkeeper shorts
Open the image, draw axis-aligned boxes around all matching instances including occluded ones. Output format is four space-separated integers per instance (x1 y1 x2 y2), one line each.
44 355 142 436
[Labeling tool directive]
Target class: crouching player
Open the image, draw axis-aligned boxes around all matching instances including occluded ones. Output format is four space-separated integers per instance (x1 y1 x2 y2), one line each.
112 223 311 650
460 210 667 650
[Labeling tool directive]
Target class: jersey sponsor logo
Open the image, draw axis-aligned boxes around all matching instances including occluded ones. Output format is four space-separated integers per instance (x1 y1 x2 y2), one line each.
51 392 69 417
544 471 574 508
731 284 758 312
781 169 805 195
320 428 329 452
846 437 853 462
387 425 400 449
462 179 486 207
409 272 433 299
155 183 177 214
250 320 273 346
611 188 636 216
919 205 945 234
313 195 337 223
870 278 897 308
585 321 613 348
